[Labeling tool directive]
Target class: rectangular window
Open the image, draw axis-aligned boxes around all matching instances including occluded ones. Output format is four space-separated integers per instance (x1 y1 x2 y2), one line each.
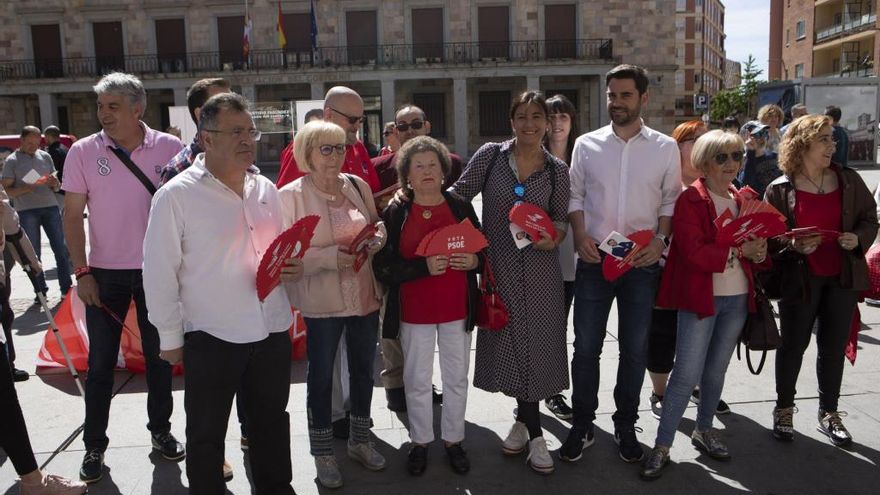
217 16 245 67
412 8 444 60
31 24 63 77
796 20 806 39
544 4 576 59
93 21 125 74
412 93 447 138
676 0 687 12
685 44 694 65
795 63 804 78
283 13 312 52
479 91 511 136
346 10 378 63
478 6 509 59
155 19 186 73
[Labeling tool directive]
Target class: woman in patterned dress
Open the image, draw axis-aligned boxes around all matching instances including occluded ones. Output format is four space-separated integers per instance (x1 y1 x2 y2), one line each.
450 90 570 474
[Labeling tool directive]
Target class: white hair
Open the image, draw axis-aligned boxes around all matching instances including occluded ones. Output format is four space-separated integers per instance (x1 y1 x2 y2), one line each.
93 72 147 108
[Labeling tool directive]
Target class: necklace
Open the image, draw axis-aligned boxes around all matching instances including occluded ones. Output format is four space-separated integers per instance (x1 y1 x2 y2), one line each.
309 176 340 201
802 170 825 193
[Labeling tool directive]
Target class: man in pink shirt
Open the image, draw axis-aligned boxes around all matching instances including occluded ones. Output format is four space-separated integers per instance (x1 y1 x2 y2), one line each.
61 72 185 484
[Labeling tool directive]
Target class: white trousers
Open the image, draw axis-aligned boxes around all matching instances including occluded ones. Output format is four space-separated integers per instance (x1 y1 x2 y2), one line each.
399 319 472 444
331 338 349 422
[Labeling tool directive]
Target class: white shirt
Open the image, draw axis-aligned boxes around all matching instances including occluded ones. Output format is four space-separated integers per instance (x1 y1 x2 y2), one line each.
708 189 749 296
569 123 682 241
143 154 293 351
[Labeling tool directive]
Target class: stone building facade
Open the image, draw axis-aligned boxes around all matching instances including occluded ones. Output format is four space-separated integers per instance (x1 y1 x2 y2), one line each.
674 0 727 123
0 0 678 168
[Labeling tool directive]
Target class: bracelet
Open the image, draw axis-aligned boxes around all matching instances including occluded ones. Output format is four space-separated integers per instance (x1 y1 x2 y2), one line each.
74 266 92 280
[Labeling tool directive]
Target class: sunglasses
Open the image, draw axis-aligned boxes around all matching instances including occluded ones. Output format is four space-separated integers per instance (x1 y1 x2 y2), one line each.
395 121 425 132
713 151 745 165
318 144 346 156
329 107 366 125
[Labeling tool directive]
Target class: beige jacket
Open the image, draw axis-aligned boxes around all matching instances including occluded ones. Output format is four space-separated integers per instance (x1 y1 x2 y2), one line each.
279 174 386 317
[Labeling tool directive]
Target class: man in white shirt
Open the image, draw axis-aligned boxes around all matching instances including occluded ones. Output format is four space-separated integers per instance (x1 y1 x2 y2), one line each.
560 64 682 465
143 93 302 494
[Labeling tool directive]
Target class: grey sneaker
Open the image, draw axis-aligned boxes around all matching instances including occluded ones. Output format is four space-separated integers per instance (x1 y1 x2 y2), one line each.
818 410 853 447
691 429 730 460
502 421 529 455
526 437 554 474
314 455 343 488
639 446 670 481
772 406 796 442
347 441 387 471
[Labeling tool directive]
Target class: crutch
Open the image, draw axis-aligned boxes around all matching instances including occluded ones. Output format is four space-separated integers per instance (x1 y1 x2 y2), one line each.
5 230 85 399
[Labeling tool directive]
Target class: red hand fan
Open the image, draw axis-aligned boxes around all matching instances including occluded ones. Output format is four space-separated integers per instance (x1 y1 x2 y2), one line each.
716 212 787 247
416 219 489 257
508 202 557 241
256 215 320 301
602 230 655 282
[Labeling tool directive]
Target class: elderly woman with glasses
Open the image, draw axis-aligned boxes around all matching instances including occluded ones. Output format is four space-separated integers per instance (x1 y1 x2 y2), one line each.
641 130 770 480
765 115 877 448
278 120 387 489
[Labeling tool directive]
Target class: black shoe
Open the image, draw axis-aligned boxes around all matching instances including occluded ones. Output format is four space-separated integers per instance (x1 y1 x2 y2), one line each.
715 399 731 415
407 445 428 475
445 443 470 474
151 431 186 461
639 446 670 481
12 368 29 382
817 410 853 447
650 393 663 420
614 425 645 463
33 291 47 304
432 384 443 404
544 394 574 420
79 449 104 483
772 406 795 442
332 417 350 440
386 387 407 412
558 424 595 462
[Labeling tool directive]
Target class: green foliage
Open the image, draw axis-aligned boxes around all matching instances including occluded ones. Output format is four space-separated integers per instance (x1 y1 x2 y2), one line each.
710 55 765 120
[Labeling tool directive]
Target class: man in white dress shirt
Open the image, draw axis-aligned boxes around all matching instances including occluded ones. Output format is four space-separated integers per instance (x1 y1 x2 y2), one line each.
143 93 303 494
560 64 682 465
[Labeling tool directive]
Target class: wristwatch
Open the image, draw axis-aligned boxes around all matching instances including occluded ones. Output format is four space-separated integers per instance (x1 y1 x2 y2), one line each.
655 233 670 248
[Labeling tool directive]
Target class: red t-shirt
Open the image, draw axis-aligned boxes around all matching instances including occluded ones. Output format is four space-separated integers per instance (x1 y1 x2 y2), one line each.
399 202 468 324
795 188 843 277
275 140 381 192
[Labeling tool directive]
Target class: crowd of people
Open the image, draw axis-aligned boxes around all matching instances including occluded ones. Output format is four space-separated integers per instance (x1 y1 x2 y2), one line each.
0 62 876 494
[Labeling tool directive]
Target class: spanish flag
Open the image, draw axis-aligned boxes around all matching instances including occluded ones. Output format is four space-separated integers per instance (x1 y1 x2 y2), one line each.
276 2 287 50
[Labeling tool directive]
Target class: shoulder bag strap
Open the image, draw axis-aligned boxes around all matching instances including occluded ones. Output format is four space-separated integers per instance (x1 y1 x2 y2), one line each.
480 144 502 194
109 147 157 196
343 173 366 203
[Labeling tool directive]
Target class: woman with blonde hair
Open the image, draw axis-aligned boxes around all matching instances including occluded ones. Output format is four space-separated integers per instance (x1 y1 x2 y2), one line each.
764 115 877 447
757 104 784 152
641 130 769 480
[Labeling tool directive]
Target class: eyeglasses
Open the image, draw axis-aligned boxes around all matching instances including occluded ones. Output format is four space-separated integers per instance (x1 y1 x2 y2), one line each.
329 107 366 125
318 144 346 156
713 151 745 165
203 128 262 141
395 121 425 132
513 183 526 205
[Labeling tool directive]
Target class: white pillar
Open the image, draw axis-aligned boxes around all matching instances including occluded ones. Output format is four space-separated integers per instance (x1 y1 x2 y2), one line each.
311 82 324 100
38 93 58 128
594 75 607 129
173 88 187 106
380 79 395 127
241 84 257 104
453 78 468 157
526 75 540 91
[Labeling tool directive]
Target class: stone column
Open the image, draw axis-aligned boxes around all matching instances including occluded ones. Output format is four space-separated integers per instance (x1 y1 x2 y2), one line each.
241 85 257 104
453 78 468 157
526 75 540 91
38 93 58 128
310 82 324 100
173 88 187 106
380 79 395 128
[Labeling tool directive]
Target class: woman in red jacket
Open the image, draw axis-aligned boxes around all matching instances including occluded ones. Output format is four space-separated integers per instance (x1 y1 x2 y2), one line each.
641 130 768 480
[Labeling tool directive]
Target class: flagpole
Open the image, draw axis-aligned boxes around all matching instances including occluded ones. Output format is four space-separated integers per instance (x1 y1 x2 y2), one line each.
244 0 251 68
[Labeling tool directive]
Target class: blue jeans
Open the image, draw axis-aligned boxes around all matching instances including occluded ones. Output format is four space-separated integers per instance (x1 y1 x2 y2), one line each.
571 260 660 429
656 294 748 447
18 206 72 294
83 268 173 451
303 312 379 432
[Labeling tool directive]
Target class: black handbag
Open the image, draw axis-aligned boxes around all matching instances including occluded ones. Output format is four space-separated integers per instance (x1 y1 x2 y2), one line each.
737 279 781 375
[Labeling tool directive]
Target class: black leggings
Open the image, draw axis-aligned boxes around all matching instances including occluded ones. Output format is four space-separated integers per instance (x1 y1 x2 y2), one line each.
776 275 858 412
516 400 542 440
0 341 38 475
646 308 678 375
1 247 16 365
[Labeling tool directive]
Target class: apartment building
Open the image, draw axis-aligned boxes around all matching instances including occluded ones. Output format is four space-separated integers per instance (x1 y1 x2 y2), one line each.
776 0 878 80
674 0 727 121
0 0 678 168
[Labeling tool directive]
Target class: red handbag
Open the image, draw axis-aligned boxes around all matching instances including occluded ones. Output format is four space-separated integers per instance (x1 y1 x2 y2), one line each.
477 255 509 331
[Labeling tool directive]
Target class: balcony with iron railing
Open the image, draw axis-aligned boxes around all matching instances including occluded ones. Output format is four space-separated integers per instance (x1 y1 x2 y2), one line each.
0 39 614 83
815 13 878 43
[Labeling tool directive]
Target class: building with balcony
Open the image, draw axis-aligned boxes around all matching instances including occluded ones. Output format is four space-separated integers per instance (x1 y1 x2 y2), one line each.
674 0 727 122
0 0 677 169
777 0 878 80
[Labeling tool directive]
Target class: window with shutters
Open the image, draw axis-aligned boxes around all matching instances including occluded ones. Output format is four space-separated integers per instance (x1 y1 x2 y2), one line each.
93 21 125 74
478 6 509 59
412 93 447 138
479 91 511 136
283 13 311 52
31 24 63 77
217 16 245 67
545 4 576 59
346 10 377 63
412 8 443 60
155 19 186 73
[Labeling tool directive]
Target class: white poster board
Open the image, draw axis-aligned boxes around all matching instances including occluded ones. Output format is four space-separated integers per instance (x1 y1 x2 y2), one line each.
295 100 325 133
168 106 197 145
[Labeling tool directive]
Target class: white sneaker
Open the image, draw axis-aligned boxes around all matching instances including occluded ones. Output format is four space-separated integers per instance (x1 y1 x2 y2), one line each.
314 455 343 488
347 441 387 471
502 421 529 455
527 437 555 474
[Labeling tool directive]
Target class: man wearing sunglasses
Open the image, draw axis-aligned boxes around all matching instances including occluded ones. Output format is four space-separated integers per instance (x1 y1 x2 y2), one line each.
276 86 380 192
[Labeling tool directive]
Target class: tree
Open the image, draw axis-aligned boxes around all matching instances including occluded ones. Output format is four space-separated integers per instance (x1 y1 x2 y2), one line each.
709 55 765 121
